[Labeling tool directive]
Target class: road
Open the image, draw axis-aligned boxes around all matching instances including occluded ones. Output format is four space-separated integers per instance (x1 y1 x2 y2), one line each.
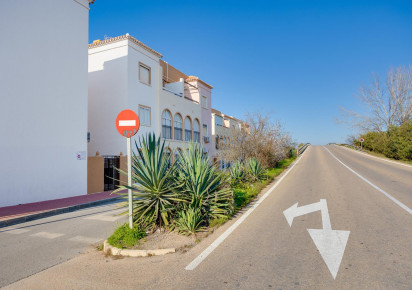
0 202 126 287
3 145 412 289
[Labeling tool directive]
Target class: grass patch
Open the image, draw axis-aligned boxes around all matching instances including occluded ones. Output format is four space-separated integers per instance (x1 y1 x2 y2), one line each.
209 216 230 228
107 223 146 249
232 156 296 211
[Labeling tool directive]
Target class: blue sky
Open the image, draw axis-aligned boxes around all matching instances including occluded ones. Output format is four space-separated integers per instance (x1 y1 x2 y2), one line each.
89 0 412 145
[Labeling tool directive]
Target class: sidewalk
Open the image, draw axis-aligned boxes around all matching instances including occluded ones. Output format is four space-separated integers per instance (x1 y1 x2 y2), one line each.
0 191 122 228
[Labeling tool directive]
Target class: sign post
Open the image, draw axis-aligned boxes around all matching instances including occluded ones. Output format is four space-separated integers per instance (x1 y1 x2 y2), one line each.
359 138 365 150
116 110 140 229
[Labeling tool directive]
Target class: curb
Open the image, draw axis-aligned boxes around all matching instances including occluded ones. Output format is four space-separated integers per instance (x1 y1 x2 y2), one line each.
103 240 175 257
0 196 121 228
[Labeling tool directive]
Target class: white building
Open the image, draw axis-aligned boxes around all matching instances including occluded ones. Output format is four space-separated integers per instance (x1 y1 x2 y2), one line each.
88 34 213 191
88 35 163 156
0 0 92 206
211 108 247 167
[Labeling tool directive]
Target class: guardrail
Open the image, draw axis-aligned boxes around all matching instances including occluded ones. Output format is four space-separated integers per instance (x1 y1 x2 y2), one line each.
297 143 310 156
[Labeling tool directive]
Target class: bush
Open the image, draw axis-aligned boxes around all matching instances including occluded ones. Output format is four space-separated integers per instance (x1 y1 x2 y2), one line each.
114 134 180 229
175 144 234 220
229 160 246 185
107 223 146 249
175 206 205 235
246 158 266 182
355 122 412 160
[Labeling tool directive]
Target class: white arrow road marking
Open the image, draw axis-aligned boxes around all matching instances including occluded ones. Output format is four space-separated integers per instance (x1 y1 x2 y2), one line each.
283 199 331 229
283 199 350 279
308 229 350 280
119 120 136 126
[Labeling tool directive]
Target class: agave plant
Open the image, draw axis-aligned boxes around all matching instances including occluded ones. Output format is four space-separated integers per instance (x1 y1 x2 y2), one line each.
175 206 205 235
247 158 266 182
114 133 181 228
229 160 246 184
175 144 234 219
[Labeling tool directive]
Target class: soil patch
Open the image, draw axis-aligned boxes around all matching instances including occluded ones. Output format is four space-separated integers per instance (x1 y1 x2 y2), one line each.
134 230 196 251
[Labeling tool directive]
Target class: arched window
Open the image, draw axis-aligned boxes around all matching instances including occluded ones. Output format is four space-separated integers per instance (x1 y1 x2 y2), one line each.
174 114 182 140
184 117 192 142
162 110 172 139
193 119 200 143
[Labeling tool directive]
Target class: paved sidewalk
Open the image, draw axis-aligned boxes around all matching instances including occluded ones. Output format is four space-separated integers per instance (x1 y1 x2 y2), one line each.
0 191 122 227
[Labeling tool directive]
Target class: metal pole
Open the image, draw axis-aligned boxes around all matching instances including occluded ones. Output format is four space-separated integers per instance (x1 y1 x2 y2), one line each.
127 137 133 229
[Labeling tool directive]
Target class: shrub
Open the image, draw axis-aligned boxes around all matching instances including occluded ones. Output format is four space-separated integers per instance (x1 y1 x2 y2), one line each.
107 223 146 249
175 206 205 235
355 122 412 161
175 144 234 219
246 158 266 182
114 134 181 228
229 160 246 184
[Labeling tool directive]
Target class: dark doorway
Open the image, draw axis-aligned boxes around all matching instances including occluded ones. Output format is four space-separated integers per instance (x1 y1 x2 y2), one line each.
103 155 120 191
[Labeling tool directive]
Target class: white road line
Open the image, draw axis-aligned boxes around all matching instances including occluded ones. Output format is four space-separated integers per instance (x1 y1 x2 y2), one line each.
3 228 31 235
31 232 64 239
69 236 101 244
185 154 304 271
324 146 412 215
336 145 412 169
84 214 123 222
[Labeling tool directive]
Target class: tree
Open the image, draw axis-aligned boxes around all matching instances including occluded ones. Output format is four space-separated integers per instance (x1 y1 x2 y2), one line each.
218 112 293 168
340 66 412 132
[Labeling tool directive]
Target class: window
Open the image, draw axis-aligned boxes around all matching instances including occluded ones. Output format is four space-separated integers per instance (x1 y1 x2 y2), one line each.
139 106 151 126
174 114 183 140
203 124 208 136
162 110 172 139
201 96 208 109
193 119 200 143
215 115 223 127
185 117 192 142
139 62 151 85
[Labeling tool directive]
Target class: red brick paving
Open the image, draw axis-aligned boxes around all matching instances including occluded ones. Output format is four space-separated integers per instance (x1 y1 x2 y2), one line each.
0 191 120 220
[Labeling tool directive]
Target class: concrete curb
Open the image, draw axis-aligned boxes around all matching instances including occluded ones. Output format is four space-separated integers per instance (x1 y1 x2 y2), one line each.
0 196 121 228
103 240 175 257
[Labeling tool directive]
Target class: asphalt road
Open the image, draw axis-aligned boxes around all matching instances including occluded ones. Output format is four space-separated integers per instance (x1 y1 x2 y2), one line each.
0 202 126 287
3 145 412 289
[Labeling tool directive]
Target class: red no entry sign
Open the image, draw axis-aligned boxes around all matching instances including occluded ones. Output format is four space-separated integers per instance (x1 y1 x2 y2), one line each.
116 109 140 138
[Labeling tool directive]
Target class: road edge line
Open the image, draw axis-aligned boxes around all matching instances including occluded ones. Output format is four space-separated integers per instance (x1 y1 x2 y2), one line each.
324 146 412 215
185 153 305 271
336 145 412 169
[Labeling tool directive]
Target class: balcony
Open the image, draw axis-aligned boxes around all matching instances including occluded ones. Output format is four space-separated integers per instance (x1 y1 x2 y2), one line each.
163 80 184 97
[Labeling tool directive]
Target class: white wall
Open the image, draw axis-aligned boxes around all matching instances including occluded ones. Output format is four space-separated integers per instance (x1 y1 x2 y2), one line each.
88 41 129 156
0 0 90 206
127 42 160 147
88 38 161 156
